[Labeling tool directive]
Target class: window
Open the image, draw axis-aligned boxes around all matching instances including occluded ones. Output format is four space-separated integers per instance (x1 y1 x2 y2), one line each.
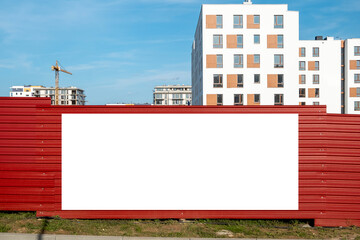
357 88 360 97
274 54 284 68
313 47 319 57
254 15 260 24
254 54 260 64
237 35 243 48
213 35 223 48
237 74 244 87
315 61 320 70
315 88 320 98
254 34 260 44
300 102 306 106
313 75 320 84
274 15 283 28
299 88 306 98
355 74 360 83
217 94 223 105
278 74 284 87
234 54 243 68
300 47 306 57
355 101 360 111
172 94 182 99
254 74 260 84
254 94 260 103
172 100 183 105
274 94 284 105
300 75 306 84
213 74 223 88
155 94 162 99
299 61 306 70
216 54 223 68
313 102 320 105
357 60 360 69
234 94 243 105
355 46 360 56
277 35 284 48
234 15 243 28
216 15 222 28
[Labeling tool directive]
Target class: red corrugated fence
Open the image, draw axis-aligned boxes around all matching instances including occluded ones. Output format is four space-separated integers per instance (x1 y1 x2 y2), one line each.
0 97 359 227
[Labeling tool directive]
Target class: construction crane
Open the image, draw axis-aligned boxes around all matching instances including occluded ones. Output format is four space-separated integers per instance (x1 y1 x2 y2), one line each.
51 60 72 105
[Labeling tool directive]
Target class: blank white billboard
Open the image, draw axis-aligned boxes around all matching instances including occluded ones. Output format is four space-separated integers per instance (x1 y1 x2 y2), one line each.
62 114 298 210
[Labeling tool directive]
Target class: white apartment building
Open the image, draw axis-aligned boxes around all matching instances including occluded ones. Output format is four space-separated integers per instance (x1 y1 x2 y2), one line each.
191 0 360 114
298 37 341 113
10 85 44 97
10 85 86 105
345 39 360 114
153 85 192 105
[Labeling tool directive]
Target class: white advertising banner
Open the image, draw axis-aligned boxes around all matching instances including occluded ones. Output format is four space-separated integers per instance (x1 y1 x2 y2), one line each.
62 114 298 210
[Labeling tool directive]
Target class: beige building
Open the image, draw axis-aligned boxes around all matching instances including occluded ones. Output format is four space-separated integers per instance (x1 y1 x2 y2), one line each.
153 85 192 105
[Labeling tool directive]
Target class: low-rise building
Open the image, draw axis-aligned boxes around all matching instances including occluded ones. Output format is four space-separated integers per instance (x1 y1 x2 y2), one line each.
153 85 192 105
10 85 86 105
10 85 44 97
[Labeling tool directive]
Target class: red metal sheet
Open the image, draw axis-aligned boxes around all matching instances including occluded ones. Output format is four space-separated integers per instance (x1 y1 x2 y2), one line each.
0 163 61 171
0 187 55 195
0 195 55 203
0 97 360 227
0 171 57 179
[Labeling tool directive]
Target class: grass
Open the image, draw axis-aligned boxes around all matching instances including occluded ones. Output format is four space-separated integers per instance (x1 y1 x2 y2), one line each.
0 212 359 239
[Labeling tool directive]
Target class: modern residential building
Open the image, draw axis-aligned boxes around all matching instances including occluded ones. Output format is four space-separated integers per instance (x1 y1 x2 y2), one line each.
153 85 192 105
10 85 86 105
10 85 44 97
191 0 360 114
345 39 360 114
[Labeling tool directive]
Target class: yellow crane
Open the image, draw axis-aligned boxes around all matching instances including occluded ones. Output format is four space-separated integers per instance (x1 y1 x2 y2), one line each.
51 60 72 105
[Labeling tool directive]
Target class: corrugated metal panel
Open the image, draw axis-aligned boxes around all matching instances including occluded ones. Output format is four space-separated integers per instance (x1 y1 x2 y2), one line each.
0 97 359 227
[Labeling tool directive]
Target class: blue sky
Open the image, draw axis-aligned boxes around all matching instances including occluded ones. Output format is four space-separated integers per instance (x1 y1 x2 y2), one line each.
0 0 359 105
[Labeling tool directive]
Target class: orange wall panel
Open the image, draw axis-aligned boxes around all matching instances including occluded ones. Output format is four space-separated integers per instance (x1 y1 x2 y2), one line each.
267 74 278 88
299 48 303 57
247 15 259 29
227 74 237 88
308 88 316 98
206 94 217 105
267 35 277 48
227 35 237 48
206 15 217 29
206 55 217 68
246 94 260 105
350 60 358 70
308 61 316 71
350 88 357 97
247 94 254 105
247 55 260 68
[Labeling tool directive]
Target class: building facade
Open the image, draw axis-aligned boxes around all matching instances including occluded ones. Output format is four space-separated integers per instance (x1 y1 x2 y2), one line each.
345 39 360 114
10 85 86 105
153 85 192 105
191 0 360 114
10 85 44 97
